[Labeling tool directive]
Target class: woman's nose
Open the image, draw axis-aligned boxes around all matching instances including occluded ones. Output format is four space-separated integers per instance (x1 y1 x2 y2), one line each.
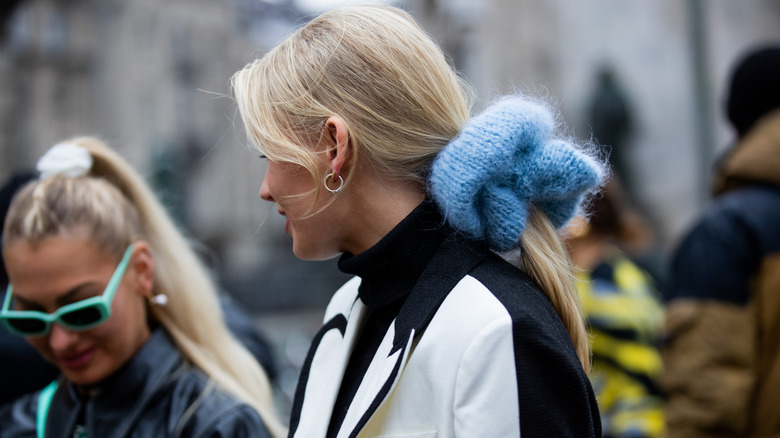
259 173 273 202
48 323 79 353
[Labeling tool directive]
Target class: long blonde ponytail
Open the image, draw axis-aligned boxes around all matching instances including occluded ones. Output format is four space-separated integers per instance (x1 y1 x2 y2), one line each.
3 137 285 437
521 207 590 372
85 138 286 437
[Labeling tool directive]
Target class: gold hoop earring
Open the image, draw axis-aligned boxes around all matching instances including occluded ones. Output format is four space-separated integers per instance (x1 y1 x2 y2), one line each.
323 173 344 194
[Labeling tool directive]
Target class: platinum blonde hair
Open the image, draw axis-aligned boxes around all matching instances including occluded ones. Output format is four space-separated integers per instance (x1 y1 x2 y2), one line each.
233 5 590 370
233 4 472 205
2 137 285 437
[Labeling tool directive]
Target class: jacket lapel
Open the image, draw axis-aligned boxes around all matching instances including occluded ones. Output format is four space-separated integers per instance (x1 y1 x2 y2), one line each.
338 325 416 438
340 236 488 438
290 298 369 438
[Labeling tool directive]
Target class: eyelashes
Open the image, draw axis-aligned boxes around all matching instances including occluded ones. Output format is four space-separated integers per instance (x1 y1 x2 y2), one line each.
258 154 268 160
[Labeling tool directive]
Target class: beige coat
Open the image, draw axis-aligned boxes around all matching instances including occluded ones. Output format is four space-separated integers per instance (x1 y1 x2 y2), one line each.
663 110 780 437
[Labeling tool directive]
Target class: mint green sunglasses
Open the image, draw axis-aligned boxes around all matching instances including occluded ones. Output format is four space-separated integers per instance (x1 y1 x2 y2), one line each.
1 244 134 337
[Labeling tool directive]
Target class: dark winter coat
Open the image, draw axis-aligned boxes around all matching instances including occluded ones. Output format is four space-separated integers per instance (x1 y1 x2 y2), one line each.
0 329 271 438
664 110 780 437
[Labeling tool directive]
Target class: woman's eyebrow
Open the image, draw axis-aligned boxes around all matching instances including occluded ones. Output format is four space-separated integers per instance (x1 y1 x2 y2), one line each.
12 283 96 309
54 284 97 307
11 293 39 308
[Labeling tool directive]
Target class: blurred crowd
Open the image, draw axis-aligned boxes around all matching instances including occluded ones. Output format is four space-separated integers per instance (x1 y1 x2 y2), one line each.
566 45 780 437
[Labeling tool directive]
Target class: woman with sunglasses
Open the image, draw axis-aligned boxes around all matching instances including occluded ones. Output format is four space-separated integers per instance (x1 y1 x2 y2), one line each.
232 5 603 437
0 138 285 437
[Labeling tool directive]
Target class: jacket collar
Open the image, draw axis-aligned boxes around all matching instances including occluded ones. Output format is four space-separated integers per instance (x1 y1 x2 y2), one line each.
714 109 780 194
391 235 488 352
48 328 183 436
337 199 448 309
338 199 490 351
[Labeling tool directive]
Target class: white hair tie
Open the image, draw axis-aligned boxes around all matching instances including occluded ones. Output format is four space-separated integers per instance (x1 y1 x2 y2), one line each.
36 143 93 179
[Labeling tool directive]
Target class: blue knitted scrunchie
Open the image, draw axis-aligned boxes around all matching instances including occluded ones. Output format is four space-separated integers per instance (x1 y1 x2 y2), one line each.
429 95 605 252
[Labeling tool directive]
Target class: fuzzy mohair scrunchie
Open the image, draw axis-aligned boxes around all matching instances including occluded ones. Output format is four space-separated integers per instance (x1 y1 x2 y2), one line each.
429 95 605 252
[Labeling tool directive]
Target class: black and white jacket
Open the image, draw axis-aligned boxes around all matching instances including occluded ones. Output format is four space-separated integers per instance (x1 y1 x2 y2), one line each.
289 201 600 438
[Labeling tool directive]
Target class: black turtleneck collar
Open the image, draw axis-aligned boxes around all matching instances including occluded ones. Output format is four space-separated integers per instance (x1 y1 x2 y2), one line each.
337 199 449 309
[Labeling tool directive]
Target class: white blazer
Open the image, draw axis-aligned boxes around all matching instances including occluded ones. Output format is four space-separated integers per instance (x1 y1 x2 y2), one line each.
289 238 599 438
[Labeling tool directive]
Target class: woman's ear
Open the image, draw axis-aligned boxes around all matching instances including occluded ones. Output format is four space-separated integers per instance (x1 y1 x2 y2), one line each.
130 241 155 297
324 116 351 179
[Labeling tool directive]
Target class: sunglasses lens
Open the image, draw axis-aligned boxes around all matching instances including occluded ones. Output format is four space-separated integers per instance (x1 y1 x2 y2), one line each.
60 306 103 327
7 318 47 335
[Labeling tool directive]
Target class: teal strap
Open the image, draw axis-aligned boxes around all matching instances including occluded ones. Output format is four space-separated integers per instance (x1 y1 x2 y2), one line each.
36 380 58 438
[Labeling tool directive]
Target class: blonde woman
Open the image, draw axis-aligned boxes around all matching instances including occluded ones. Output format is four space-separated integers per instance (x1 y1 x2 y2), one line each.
232 5 603 437
0 138 285 437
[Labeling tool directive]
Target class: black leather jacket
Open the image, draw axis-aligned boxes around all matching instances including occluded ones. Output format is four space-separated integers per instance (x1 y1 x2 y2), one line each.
0 329 271 437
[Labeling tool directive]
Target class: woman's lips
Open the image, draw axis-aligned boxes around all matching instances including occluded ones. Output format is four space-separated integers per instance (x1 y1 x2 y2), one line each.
58 348 95 369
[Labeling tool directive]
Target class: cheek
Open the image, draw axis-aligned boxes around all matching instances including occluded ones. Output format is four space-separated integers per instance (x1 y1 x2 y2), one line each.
111 293 149 337
93 291 150 353
268 165 321 204
266 174 289 201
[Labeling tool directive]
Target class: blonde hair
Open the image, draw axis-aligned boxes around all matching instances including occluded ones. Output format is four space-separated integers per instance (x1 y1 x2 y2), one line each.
233 5 472 207
233 5 590 370
522 208 590 371
2 137 285 437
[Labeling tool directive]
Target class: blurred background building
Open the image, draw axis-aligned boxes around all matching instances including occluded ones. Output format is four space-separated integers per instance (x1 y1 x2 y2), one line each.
1 0 779 418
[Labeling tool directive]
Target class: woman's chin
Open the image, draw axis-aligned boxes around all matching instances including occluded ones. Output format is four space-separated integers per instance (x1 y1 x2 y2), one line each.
59 352 111 386
292 244 341 261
